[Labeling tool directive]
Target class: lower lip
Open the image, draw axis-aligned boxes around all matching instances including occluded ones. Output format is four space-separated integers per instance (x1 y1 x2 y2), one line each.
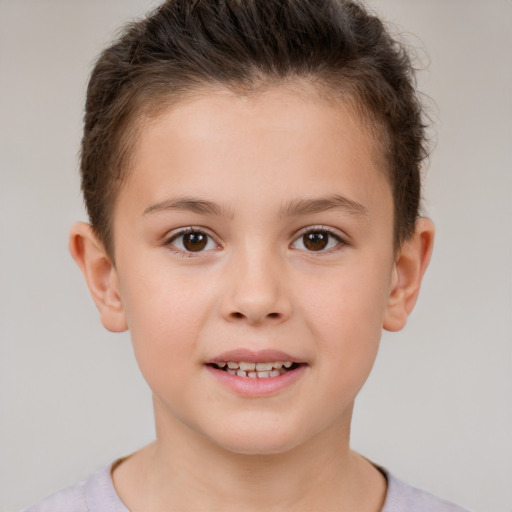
205 364 307 397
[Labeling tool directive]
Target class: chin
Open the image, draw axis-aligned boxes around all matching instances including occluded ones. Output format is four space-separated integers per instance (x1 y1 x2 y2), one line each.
205 421 312 456
219 439 300 456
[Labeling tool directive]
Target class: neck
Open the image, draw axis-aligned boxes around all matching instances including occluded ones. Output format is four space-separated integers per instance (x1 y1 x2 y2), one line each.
112 399 386 512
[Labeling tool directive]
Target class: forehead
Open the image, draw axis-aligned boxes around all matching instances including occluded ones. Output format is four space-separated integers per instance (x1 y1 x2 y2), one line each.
117 85 392 222
141 83 385 159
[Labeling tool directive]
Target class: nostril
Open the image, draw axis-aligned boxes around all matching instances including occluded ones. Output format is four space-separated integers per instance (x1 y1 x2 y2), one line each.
229 311 280 320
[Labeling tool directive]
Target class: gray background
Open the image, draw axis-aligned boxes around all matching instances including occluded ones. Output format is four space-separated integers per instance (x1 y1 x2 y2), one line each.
0 1 510 510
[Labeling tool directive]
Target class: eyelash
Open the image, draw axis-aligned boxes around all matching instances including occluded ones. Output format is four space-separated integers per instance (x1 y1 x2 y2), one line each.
165 227 220 258
291 225 347 254
164 225 347 256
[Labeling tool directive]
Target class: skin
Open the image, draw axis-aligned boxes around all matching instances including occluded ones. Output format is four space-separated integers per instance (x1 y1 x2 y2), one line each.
70 85 434 511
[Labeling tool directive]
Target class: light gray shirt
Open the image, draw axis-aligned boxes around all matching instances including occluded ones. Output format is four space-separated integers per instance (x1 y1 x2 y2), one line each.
24 462 470 512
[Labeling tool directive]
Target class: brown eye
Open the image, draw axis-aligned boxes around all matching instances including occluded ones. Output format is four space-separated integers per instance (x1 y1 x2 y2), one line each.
182 232 207 251
291 229 343 252
303 232 328 251
169 230 217 253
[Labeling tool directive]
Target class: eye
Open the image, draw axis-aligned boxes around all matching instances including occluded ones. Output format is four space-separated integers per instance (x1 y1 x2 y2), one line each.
167 228 218 253
291 228 344 252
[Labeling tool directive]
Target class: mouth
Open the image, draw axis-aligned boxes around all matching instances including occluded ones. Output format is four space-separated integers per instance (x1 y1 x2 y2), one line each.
208 360 302 379
205 349 307 395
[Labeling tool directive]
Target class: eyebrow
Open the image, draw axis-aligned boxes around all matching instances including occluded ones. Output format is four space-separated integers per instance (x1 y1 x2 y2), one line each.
142 194 368 219
279 195 369 219
143 196 234 218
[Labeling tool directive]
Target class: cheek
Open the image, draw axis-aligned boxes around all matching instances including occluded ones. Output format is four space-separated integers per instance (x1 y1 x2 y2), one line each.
118 268 215 394
298 261 391 384
301 260 391 330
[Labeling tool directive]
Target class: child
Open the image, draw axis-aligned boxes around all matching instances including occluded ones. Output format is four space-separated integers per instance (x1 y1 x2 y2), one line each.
26 0 469 510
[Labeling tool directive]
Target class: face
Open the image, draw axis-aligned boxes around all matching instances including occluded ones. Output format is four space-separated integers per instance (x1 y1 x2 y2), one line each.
111 86 397 455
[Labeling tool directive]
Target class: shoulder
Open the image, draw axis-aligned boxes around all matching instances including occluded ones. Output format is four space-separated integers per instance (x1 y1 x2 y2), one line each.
23 478 88 512
23 463 128 512
381 468 471 512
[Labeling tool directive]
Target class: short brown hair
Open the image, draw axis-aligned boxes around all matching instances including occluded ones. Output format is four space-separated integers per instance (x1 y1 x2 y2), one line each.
81 0 427 256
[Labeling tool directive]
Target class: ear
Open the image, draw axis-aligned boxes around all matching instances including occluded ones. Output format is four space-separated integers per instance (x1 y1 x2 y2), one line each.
69 222 128 332
383 218 435 332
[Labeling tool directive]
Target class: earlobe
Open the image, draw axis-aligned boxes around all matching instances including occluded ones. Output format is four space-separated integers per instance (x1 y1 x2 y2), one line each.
69 222 128 332
383 218 435 332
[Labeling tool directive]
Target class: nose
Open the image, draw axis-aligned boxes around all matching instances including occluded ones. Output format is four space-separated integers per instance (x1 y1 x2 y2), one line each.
219 246 292 326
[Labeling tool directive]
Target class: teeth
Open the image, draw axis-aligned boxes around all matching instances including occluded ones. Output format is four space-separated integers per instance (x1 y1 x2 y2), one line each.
219 360 296 377
239 362 256 371
255 362 273 371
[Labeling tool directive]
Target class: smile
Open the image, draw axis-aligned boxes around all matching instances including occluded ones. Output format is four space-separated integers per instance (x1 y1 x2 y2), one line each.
210 361 298 378
205 350 307 396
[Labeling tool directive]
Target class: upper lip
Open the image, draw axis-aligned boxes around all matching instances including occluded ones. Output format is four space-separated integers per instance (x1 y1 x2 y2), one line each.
205 348 305 364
